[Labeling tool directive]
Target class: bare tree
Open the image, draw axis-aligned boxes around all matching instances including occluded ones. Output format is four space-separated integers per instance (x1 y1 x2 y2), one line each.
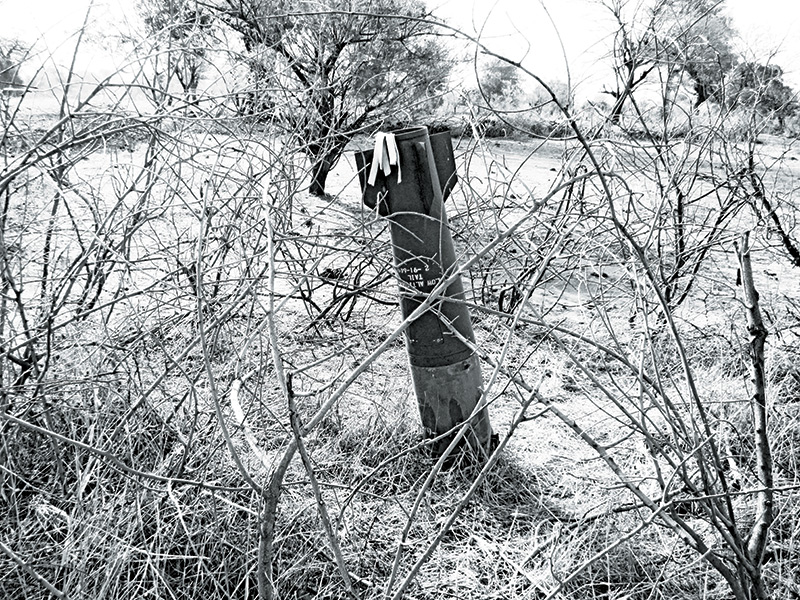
210 0 451 196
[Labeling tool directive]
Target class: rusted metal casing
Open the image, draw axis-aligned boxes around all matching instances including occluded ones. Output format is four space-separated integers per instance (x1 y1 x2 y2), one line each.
354 126 492 457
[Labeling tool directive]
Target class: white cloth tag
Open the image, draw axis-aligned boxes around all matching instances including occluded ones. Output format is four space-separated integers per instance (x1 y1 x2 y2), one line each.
367 132 402 186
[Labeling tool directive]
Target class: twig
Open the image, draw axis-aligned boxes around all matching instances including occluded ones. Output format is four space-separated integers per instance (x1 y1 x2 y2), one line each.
0 540 69 599
287 375 360 599
735 232 773 575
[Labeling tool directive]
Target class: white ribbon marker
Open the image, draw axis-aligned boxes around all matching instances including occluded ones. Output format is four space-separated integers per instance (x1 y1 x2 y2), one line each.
367 132 401 186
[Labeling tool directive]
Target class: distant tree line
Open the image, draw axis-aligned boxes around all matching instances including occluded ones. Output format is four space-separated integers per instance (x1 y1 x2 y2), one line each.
462 0 798 136
600 0 797 127
129 0 800 191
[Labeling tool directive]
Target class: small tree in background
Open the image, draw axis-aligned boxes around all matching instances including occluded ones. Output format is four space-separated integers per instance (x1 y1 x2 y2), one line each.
728 61 799 130
524 79 572 116
210 0 451 196
137 0 215 105
0 39 26 119
0 40 25 91
663 0 737 107
601 0 736 124
475 55 521 107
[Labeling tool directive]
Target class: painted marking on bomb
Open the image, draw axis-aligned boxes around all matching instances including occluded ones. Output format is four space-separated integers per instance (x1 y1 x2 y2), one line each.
397 261 441 291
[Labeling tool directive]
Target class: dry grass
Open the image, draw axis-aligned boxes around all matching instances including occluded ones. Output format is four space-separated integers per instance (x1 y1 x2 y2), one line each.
3 108 800 600
4 321 800 599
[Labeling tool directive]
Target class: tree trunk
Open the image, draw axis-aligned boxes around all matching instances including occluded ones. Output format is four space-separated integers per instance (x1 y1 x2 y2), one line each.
307 139 348 197
609 92 625 125
308 156 331 197
736 232 773 600
693 81 709 107
746 148 800 267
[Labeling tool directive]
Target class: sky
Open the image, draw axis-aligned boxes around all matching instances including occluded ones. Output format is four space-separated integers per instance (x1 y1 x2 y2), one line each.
431 0 800 94
2 0 800 97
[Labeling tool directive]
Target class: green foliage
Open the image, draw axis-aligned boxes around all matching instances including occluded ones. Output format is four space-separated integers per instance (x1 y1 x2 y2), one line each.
140 0 213 40
599 0 799 134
